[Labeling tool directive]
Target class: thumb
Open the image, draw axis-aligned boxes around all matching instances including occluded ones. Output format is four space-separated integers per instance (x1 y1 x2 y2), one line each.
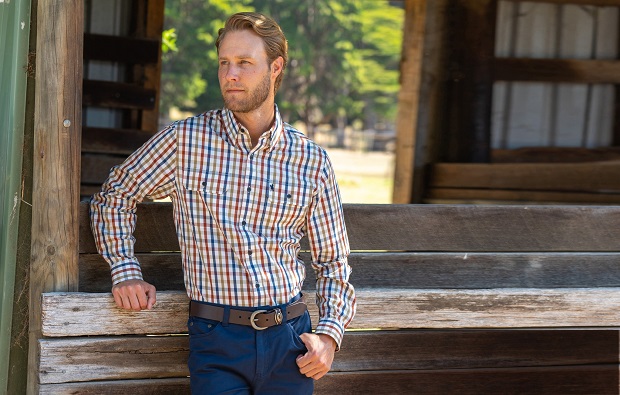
145 285 157 309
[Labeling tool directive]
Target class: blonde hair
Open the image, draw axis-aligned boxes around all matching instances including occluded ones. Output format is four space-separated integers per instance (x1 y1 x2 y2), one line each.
216 12 288 92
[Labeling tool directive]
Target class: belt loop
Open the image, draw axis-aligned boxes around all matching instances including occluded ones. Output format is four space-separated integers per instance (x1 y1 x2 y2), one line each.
222 306 230 327
280 301 288 322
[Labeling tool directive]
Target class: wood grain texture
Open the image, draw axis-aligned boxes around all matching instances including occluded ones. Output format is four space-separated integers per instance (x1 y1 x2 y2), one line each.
39 366 620 395
495 58 620 83
41 288 620 336
427 188 620 204
31 0 84 393
79 202 620 252
315 366 620 395
393 0 428 203
79 251 620 292
431 162 620 192
82 127 153 155
38 330 618 384
82 80 156 110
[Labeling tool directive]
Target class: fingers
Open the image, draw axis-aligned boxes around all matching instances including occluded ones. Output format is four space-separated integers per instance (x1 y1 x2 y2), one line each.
111 280 157 311
296 333 336 380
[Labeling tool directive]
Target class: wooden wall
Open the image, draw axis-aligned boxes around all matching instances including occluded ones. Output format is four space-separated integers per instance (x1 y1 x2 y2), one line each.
80 0 164 198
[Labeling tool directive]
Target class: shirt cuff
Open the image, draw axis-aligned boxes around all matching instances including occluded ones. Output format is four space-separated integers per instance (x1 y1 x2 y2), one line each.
110 261 144 285
314 318 346 351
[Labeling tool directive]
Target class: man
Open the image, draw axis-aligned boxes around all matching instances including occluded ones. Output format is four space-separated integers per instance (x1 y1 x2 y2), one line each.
90 12 356 394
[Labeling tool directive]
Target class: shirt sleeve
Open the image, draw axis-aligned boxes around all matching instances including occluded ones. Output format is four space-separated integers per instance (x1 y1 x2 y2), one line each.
305 153 356 350
90 125 177 285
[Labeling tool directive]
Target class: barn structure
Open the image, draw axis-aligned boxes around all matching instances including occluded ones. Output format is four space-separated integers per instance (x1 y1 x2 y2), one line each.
2 0 620 394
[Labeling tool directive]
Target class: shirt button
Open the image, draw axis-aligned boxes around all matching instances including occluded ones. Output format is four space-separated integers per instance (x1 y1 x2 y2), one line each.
286 193 292 198
242 220 247 226
247 187 251 193
201 182 206 186
248 250 253 255
255 283 260 289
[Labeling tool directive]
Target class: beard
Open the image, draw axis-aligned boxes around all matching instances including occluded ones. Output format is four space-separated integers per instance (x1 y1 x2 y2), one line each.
222 71 271 113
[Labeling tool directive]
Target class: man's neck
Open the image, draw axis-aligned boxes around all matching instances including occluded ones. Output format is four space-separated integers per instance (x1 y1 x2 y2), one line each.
232 100 276 147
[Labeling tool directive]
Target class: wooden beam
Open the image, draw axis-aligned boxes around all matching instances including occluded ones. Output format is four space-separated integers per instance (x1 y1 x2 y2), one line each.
29 0 84 393
82 127 152 155
393 0 428 203
41 288 620 336
39 378 190 395
83 34 159 64
495 58 620 83
79 251 620 292
136 0 165 133
509 0 620 5
78 202 620 252
446 0 497 162
37 329 618 384
426 188 620 204
82 80 157 110
430 162 620 192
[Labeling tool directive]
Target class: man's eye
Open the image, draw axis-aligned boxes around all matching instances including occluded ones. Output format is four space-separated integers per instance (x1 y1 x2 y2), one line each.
220 61 228 66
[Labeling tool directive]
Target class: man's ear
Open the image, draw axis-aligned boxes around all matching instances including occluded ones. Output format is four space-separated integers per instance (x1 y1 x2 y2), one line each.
271 56 284 77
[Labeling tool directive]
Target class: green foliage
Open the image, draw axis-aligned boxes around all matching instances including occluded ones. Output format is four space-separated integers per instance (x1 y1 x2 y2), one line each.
161 28 178 54
160 0 403 129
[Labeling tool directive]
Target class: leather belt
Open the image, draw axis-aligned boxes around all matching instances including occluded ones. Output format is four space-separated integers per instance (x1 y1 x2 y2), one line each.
189 296 307 330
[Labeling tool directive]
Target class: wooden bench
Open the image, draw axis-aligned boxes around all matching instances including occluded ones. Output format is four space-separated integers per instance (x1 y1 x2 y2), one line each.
38 202 620 394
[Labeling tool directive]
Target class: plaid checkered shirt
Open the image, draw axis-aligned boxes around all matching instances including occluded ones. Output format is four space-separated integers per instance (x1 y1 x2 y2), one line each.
90 106 356 346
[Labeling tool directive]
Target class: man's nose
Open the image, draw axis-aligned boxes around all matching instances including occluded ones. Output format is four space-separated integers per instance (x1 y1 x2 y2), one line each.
225 65 239 81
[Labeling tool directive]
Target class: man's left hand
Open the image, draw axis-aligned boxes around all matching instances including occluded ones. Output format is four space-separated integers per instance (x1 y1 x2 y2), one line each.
296 333 337 380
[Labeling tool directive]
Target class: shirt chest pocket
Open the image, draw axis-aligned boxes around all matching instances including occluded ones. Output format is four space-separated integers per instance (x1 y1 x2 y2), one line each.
267 181 311 208
181 170 229 200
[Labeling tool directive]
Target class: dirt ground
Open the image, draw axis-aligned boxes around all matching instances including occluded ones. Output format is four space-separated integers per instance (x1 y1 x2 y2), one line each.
323 148 395 204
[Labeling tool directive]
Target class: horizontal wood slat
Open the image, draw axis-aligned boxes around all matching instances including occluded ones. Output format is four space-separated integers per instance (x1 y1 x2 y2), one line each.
81 153 126 186
509 0 620 6
83 80 156 110
494 58 620 83
315 366 620 395
492 147 620 163
83 34 159 64
79 252 620 292
39 366 620 395
39 378 190 395
38 330 618 384
78 202 620 252
426 188 620 204
41 288 620 336
431 162 620 192
82 127 153 155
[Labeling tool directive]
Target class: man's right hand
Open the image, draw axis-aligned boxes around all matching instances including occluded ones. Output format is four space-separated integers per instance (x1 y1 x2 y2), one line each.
112 279 157 311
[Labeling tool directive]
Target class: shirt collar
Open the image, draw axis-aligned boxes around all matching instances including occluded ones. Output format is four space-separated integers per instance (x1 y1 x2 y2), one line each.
222 105 284 151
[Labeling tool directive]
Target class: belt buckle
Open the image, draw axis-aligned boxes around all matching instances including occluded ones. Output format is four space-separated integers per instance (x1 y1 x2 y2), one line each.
250 308 283 330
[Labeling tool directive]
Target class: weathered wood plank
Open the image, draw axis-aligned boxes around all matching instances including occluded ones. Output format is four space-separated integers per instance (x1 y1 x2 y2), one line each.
315 366 620 395
393 0 428 203
80 153 126 186
83 34 159 64
31 0 84 393
39 366 620 395
82 127 153 155
495 58 620 84
78 202 620 252
446 0 496 163
82 80 156 110
38 330 618 384
430 162 620 192
79 252 620 292
41 288 620 336
39 378 190 395
511 0 620 6
426 188 620 205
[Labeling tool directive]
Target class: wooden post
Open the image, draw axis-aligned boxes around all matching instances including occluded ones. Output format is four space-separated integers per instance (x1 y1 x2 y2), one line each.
393 0 428 203
28 0 83 393
446 0 497 163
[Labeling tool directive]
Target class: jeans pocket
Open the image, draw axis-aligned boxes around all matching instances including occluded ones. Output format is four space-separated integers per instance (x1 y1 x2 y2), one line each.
188 316 221 339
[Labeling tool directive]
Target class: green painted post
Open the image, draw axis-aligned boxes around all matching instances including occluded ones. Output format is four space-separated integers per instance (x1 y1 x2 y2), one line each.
0 0 32 394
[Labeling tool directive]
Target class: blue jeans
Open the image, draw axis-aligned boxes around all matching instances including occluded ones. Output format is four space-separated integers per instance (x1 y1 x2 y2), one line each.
187 298 314 394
